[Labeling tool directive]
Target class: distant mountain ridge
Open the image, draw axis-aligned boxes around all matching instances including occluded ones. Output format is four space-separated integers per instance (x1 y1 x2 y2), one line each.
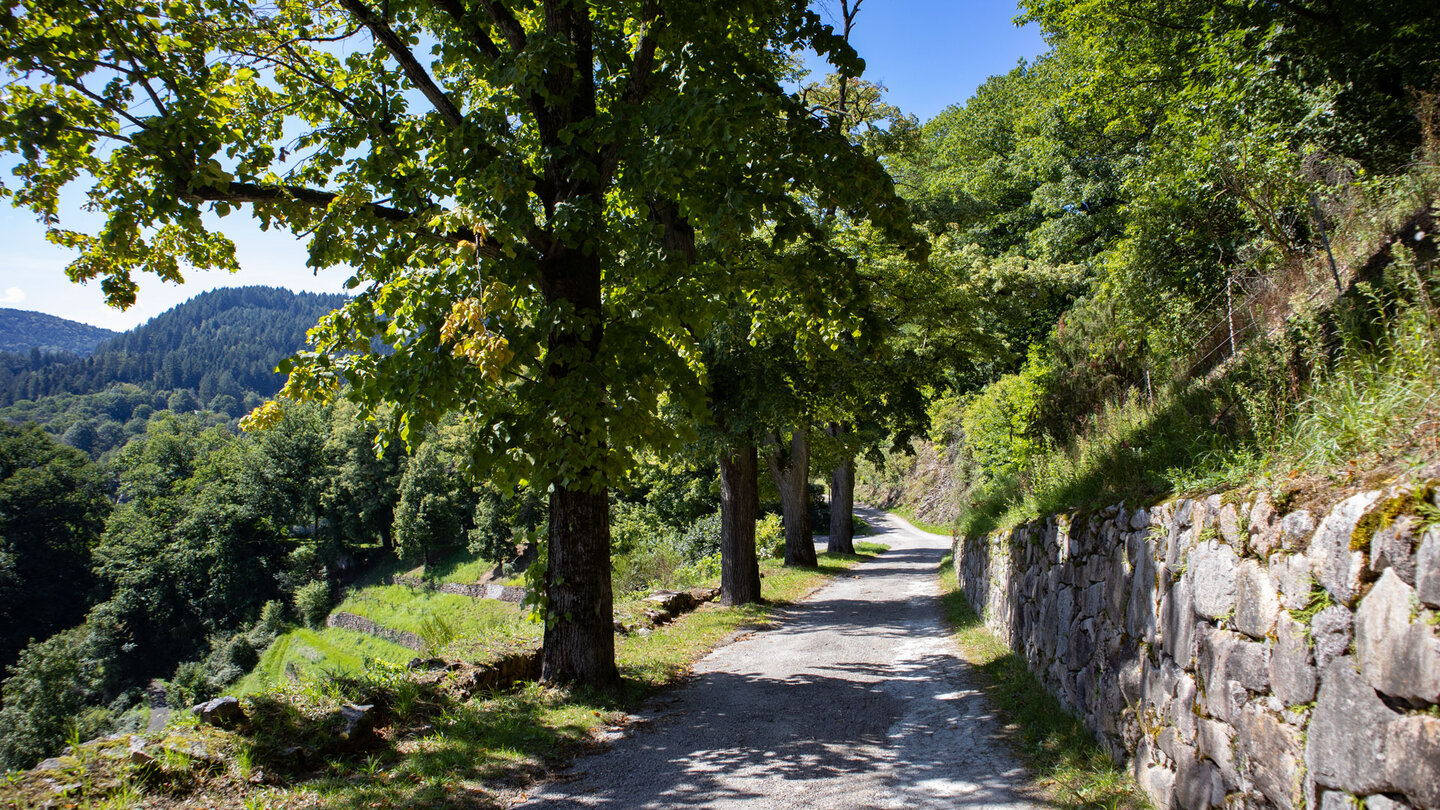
0 286 347 408
0 308 118 355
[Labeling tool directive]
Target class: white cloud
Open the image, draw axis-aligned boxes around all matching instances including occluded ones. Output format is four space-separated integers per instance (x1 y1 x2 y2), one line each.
0 287 23 304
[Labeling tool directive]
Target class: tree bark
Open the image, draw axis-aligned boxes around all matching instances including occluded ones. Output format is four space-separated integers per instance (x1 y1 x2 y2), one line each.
542 485 618 687
828 454 855 555
766 426 816 567
719 442 762 605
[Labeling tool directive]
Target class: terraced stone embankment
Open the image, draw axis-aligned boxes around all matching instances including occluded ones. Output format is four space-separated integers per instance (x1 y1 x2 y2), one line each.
956 475 1440 810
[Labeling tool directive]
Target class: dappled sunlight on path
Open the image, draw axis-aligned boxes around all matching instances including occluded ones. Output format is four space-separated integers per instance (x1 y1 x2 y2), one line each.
510 508 1047 809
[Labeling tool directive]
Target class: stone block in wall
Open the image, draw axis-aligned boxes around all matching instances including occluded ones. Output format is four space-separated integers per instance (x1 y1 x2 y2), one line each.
1312 605 1354 671
1107 544 1130 618
1309 491 1383 605
1318 791 1362 810
1370 513 1418 585
1162 571 1197 664
1418 526 1440 609
1306 657 1400 796
1359 796 1410 810
1270 613 1318 705
1229 639 1271 693
1132 737 1175 809
1218 504 1242 547
1270 552 1313 611
1197 716 1240 791
1235 559 1280 639
1384 714 1440 809
1130 506 1150 530
1176 753 1224 810
1170 672 1198 744
1238 703 1304 810
1250 492 1280 557
1191 541 1239 621
1354 568 1440 704
1278 508 1317 552
1127 551 1159 643
1197 624 1242 722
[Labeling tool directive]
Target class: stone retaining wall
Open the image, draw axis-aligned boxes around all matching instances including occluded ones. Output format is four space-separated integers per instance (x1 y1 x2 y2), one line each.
326 611 425 651
954 481 1440 810
390 575 526 603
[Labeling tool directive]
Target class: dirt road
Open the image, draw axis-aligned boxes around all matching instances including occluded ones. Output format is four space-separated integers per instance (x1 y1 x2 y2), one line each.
512 508 1046 809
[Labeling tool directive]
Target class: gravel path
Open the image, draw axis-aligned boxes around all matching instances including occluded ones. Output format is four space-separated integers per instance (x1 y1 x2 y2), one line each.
512 508 1047 809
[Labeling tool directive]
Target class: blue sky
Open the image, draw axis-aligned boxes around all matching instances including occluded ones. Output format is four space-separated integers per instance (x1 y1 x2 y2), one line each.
0 1 1048 331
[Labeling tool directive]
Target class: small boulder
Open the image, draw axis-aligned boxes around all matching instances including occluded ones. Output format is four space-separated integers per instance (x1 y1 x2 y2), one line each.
192 696 246 728
335 703 378 749
127 737 154 767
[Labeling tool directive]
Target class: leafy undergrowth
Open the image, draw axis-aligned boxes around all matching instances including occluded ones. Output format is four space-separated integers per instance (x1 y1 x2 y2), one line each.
937 555 1148 810
0 545 886 809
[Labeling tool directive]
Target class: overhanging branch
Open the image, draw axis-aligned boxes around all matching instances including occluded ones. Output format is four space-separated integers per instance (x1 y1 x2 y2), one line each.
181 180 502 256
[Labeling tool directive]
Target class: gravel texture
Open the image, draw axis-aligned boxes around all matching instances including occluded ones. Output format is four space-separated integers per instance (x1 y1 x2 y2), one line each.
511 508 1044 809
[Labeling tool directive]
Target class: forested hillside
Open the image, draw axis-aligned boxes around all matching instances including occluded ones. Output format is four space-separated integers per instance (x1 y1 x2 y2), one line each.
0 308 116 355
0 287 347 406
0 287 349 457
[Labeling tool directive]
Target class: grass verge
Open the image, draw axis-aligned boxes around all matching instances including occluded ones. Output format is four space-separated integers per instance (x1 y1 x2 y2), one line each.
936 554 1148 810
889 505 954 536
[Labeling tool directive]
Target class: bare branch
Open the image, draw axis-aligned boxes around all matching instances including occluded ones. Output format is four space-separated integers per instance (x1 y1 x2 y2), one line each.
337 0 466 129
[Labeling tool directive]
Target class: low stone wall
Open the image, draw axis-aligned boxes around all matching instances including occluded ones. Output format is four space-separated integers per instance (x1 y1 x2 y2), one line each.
326 611 425 651
390 575 526 603
954 482 1440 810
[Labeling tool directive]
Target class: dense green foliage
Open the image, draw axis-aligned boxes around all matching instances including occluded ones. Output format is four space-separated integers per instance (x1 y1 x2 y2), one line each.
866 0 1440 536
0 423 109 673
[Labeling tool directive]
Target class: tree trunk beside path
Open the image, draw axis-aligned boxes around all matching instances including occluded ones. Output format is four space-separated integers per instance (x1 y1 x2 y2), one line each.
765 427 817 567
828 453 855 555
511 507 1045 809
719 443 762 606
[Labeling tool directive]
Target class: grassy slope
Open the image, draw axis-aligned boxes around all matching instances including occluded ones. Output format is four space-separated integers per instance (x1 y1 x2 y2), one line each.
234 627 418 695
258 544 889 809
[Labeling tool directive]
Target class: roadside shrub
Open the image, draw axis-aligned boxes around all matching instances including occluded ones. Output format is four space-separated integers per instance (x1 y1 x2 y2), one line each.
293 580 332 629
757 514 785 559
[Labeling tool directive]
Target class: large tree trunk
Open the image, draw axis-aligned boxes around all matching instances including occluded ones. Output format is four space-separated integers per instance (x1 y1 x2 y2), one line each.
537 239 619 687
828 454 855 555
542 485 617 686
766 426 816 567
719 442 762 605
